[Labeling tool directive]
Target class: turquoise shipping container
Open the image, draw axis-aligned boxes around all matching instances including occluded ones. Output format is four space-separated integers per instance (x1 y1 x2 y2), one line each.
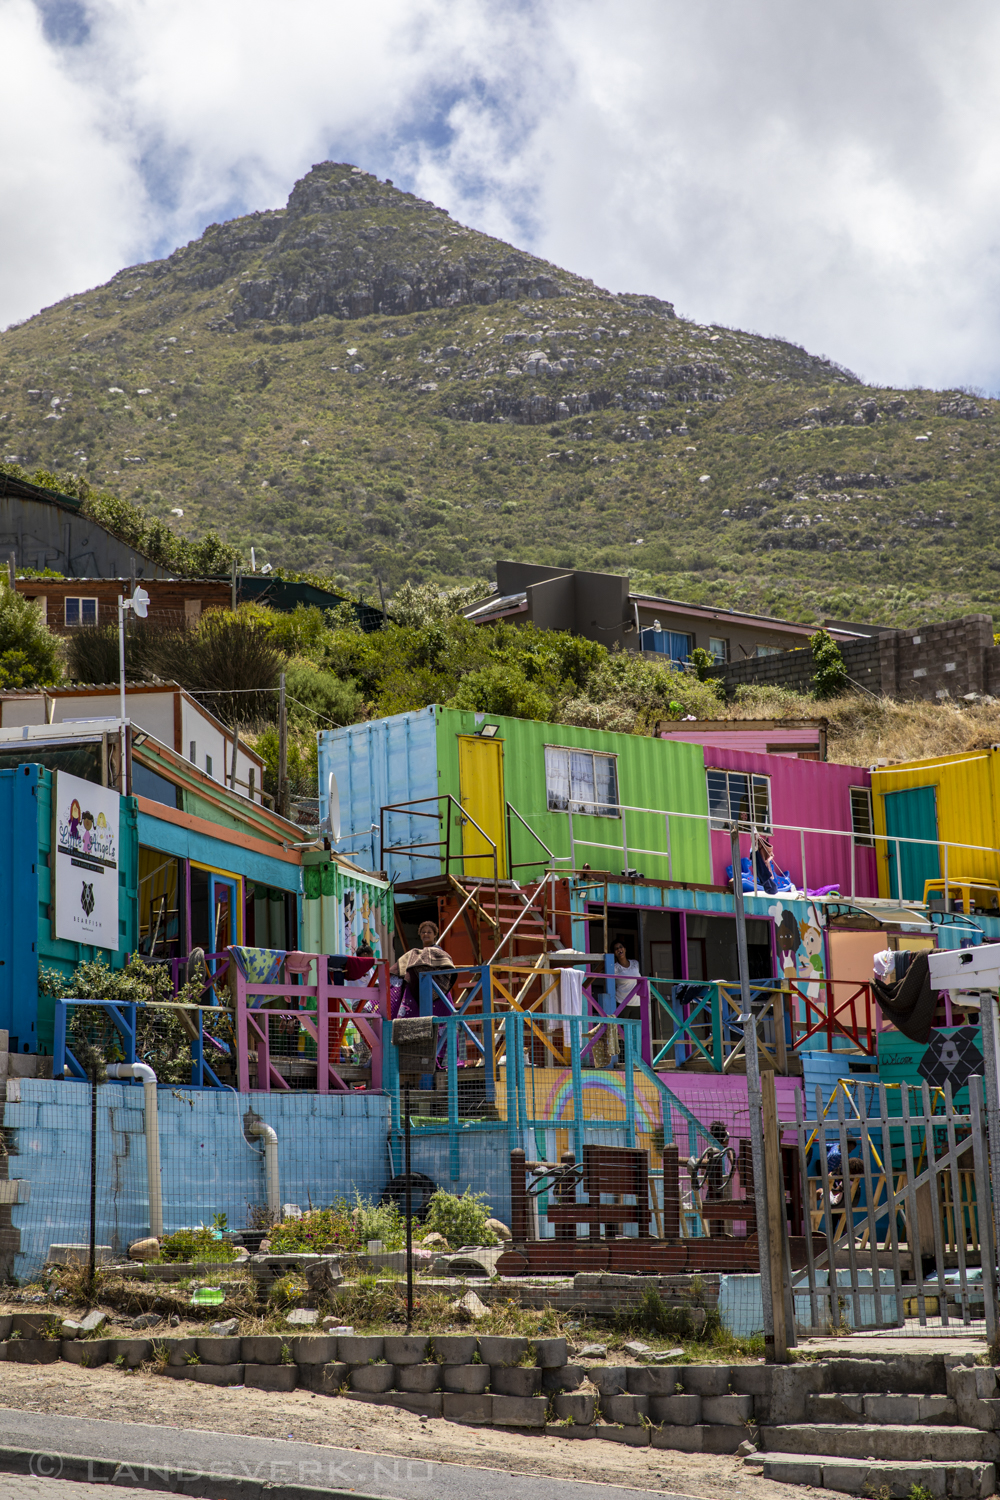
318 705 713 887
0 765 138 1056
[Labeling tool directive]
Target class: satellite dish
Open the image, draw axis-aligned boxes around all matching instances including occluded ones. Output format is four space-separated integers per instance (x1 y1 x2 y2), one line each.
131 586 150 619
327 771 341 841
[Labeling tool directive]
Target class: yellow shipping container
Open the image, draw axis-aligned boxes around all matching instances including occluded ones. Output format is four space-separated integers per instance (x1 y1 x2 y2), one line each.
871 749 1000 904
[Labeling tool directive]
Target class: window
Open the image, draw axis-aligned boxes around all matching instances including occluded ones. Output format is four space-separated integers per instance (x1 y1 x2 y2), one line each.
755 644 784 658
64 596 98 626
545 746 619 816
205 754 213 778
708 636 728 663
851 787 874 847
189 741 197 764
640 628 693 665
707 769 771 831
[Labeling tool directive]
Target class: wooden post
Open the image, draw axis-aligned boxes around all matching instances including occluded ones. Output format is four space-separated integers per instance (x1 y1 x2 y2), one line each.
510 1148 529 1242
772 987 787 1075
662 1143 680 1240
761 1071 789 1361
556 1150 577 1242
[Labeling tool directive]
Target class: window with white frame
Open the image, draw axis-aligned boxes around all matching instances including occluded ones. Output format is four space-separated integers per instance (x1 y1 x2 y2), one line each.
708 636 728 663
64 596 98 627
850 787 874 847
545 746 619 817
707 769 771 831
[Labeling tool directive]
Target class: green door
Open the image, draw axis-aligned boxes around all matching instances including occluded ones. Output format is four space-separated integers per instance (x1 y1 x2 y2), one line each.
884 786 940 900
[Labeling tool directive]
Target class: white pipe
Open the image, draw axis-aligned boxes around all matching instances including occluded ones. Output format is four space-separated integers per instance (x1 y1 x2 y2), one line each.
249 1120 280 1220
106 1062 163 1239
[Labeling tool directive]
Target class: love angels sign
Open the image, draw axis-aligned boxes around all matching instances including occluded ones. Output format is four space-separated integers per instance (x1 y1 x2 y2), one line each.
53 770 121 950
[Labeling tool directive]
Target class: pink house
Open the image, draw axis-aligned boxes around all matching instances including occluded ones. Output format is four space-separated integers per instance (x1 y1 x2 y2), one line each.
699 744 877 898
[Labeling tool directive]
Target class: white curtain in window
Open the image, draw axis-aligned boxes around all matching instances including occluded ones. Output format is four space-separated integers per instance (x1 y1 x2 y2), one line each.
545 747 570 810
570 751 595 811
595 755 618 813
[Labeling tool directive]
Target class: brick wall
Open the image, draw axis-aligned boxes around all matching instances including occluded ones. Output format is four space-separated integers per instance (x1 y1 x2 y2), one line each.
715 615 998 703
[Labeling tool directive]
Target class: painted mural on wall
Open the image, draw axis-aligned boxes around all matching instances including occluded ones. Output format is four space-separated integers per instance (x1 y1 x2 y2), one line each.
53 770 120 949
771 898 827 1017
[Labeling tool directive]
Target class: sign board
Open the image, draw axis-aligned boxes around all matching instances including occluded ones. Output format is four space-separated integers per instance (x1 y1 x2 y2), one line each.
53 771 121 950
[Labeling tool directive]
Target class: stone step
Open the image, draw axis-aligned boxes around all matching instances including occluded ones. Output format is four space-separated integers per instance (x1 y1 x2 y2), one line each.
807 1393 958 1426
760 1424 998 1463
754 1451 995 1498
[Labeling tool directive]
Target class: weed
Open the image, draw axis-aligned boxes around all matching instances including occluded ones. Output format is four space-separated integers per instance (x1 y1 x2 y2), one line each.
907 1488 935 1500
422 1190 498 1250
280 1344 293 1365
185 1353 201 1366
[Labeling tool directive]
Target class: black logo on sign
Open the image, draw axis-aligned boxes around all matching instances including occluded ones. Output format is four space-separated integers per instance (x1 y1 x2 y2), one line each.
81 882 95 917
918 1028 984 1093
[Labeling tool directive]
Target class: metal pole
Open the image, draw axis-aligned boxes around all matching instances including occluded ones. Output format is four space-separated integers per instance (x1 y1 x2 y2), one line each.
799 829 807 896
7 553 14 588
665 814 672 882
404 1083 413 1329
230 725 240 791
278 672 288 818
117 596 128 794
976 989 1000 1289
88 1062 98 1298
231 557 237 612
730 825 776 1358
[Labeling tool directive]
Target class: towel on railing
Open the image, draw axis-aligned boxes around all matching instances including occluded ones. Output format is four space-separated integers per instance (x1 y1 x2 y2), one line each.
872 951 936 1044
227 946 285 985
547 967 584 1032
392 1017 435 1047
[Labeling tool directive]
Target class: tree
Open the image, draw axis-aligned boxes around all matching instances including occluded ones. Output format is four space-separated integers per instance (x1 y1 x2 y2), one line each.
0 584 61 688
810 629 848 699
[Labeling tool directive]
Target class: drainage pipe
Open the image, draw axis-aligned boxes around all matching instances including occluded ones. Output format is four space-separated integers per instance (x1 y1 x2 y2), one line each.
249 1120 280 1221
106 1062 163 1239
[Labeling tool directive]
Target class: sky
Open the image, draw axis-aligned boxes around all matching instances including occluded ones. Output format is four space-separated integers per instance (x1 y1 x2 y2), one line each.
4 0 1000 392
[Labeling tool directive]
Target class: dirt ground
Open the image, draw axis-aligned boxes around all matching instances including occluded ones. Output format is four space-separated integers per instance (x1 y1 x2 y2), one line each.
0 1361 830 1500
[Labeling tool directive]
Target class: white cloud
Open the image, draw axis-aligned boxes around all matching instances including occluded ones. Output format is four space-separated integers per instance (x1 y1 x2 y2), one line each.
5 0 1000 389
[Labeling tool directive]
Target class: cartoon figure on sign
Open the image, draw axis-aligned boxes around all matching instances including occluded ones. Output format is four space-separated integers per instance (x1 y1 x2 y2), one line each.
96 812 107 831
776 909 800 976
344 889 356 956
361 893 374 952
81 810 94 856
81 882 95 916
68 799 82 843
799 905 824 979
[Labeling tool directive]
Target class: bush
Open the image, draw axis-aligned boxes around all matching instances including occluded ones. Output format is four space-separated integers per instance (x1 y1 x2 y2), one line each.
422 1190 498 1248
268 1194 407 1254
810 628 848 699
64 619 157 684
160 1226 236 1263
0 583 61 688
148 608 284 725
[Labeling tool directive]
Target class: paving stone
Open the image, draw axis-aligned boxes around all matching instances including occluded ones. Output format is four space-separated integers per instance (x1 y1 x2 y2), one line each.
577 1343 606 1359
762 1424 996 1463
338 1335 384 1365
491 1395 547 1428
601 1394 649 1426
241 1336 284 1365
649 1394 701 1426
166 1338 199 1367
396 1363 441 1393
193 1363 244 1386
587 1365 628 1395
432 1335 477 1366
209 1318 239 1337
289 1336 338 1365
389 1392 443 1418
681 1364 731 1397
384 1335 429 1366
197 1337 241 1366
478 1337 527 1368
442 1392 493 1425
108 1339 152 1369
623 1341 651 1359
298 1362 348 1395
731 1366 772 1398
629 1367 683 1396
60 1339 108 1367
245 1363 298 1392
442 1364 490 1394
809 1392 865 1423
285 1308 318 1327
491 1367 541 1397
652 1424 745 1454
534 1338 567 1368
702 1393 753 1425
864 1394 922 1425
760 1456 824 1486
542 1365 584 1395
548 1424 595 1440
350 1364 395 1393
553 1393 596 1426
596 1424 649 1447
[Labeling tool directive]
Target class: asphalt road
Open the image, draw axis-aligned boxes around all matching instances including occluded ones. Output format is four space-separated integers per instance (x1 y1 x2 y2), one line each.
0 1409 696 1500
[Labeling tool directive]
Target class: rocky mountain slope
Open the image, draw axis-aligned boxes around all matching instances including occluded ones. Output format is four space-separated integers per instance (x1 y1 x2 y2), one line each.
1 160 998 626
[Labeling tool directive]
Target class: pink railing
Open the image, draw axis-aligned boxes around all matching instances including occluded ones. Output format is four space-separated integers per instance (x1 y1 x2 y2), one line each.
232 955 390 1093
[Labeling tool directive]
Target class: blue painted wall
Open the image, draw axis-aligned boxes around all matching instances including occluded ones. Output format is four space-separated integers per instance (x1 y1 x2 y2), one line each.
6 1081 391 1281
404 1125 511 1229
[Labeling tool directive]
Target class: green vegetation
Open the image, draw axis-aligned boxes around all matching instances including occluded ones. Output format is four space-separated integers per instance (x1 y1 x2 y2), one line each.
268 1194 407 1254
0 580 62 688
0 163 995 628
159 1226 237 1264
422 1189 498 1249
809 628 848 698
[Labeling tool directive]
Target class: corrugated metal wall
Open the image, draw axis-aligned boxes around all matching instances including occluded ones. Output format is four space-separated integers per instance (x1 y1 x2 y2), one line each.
872 750 1000 897
435 709 712 885
318 708 440 882
700 745 876 897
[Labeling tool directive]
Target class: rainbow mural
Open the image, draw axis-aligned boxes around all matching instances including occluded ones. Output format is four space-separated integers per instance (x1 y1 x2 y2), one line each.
496 1067 663 1136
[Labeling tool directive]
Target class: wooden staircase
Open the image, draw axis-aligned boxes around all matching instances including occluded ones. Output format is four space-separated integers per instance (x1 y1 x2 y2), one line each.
438 875 571 967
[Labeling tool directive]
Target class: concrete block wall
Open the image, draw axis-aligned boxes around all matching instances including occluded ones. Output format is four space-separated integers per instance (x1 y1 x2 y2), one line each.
4 1081 392 1281
715 614 998 704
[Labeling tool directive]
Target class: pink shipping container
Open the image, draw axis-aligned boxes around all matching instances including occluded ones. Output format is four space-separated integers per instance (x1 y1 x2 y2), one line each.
699 744 877 898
